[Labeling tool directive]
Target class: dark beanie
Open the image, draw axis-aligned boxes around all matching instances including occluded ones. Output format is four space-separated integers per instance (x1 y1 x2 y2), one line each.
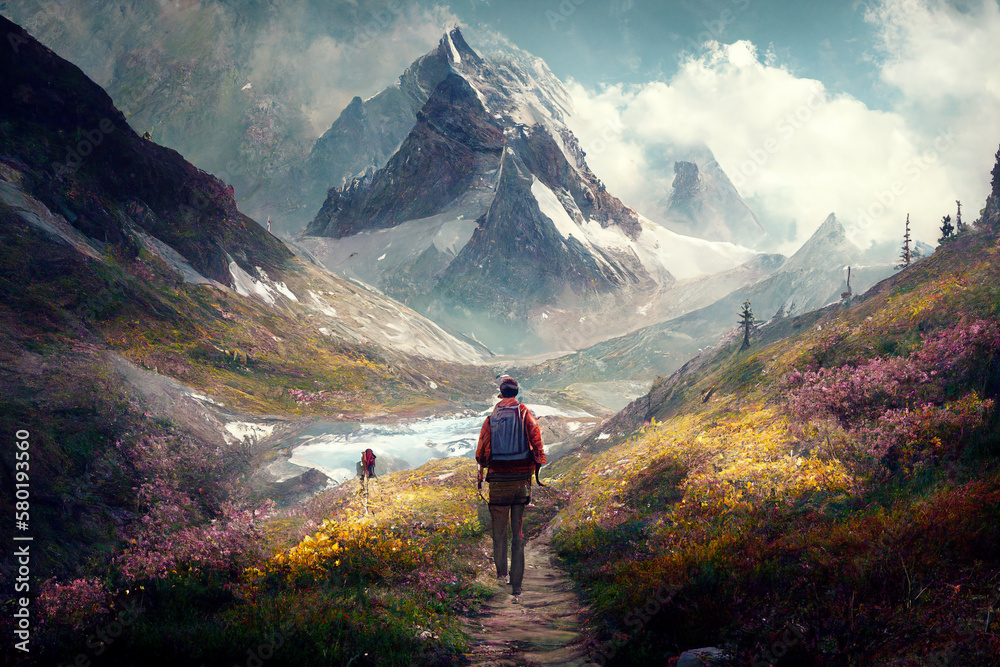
498 375 519 398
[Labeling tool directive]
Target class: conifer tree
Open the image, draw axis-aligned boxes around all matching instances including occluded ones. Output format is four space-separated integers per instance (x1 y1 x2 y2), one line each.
898 214 912 269
939 214 954 243
737 299 756 351
955 200 966 234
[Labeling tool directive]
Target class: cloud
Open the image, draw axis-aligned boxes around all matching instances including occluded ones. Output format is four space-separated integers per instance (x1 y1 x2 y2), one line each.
865 0 1000 220
565 1 1000 254
247 2 460 135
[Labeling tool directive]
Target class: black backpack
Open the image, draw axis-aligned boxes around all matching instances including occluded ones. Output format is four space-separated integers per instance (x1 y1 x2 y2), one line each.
489 403 531 462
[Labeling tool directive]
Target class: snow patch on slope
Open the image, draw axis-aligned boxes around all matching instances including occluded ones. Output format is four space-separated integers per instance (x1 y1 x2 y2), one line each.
0 180 105 260
529 178 756 282
132 227 218 285
446 32 461 64
224 421 275 445
229 261 277 304
634 215 756 281
274 282 298 301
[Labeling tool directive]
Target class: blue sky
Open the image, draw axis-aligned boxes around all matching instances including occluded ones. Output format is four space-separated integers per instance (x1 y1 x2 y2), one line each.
440 0 887 108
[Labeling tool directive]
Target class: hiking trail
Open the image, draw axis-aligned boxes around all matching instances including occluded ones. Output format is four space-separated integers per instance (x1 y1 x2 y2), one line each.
464 533 598 666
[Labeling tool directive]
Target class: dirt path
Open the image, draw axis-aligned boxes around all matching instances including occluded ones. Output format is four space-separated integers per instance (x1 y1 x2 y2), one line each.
464 535 598 667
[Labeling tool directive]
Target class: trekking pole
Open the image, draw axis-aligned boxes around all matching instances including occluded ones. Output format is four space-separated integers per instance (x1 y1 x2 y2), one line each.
367 475 381 526
534 462 547 488
477 465 488 504
361 472 368 516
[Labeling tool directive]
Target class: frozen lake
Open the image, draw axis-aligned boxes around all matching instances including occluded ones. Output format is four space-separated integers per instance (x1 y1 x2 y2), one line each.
288 404 590 485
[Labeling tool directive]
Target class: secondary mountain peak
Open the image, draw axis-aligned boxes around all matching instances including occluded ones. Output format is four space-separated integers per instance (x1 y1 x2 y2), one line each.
442 27 483 66
781 212 857 273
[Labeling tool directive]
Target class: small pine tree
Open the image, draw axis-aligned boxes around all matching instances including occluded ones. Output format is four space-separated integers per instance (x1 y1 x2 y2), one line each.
955 200 966 234
939 214 954 243
898 214 912 269
737 299 756 351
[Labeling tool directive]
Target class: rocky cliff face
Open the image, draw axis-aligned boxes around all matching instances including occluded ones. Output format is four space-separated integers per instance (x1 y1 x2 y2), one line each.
667 161 703 211
308 70 506 238
290 37 459 232
2 1 328 231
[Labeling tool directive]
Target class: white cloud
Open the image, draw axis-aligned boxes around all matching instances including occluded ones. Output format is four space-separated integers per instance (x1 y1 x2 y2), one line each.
866 0 1000 223
565 1 1000 254
247 3 460 135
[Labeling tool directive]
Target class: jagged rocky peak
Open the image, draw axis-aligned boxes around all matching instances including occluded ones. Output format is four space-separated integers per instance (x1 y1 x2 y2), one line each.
668 161 703 205
440 27 482 66
307 69 505 239
657 145 765 246
343 95 363 117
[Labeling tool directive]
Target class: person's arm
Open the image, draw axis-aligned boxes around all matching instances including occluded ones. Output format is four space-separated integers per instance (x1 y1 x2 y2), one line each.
475 415 491 466
523 407 546 466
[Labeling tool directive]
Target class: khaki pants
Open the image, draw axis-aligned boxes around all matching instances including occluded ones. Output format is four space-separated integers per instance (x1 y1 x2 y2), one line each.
488 479 530 595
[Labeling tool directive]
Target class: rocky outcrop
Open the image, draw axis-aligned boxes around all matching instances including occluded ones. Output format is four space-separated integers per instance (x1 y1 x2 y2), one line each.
982 144 1000 231
667 161 703 211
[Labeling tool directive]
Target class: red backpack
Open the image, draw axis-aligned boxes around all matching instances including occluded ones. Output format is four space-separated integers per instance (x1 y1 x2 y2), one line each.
361 448 377 478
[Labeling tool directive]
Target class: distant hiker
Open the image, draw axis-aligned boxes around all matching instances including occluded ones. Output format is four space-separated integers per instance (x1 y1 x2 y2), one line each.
476 375 546 601
357 448 378 516
358 447 377 481
266 216 271 232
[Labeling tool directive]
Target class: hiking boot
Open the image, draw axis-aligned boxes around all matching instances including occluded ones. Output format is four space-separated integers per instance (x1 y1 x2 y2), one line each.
511 594 521 604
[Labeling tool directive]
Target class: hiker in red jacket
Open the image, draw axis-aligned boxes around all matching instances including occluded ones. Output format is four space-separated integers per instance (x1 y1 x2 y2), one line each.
475 375 546 601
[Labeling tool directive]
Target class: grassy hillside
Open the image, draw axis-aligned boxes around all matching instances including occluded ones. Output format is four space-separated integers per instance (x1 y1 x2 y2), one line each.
544 199 1000 664
15 457 499 666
